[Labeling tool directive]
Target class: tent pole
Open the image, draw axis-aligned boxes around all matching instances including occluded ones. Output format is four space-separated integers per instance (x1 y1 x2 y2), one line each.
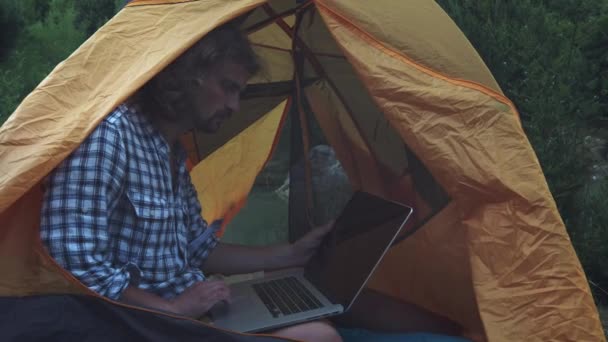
290 9 316 226
246 1 313 34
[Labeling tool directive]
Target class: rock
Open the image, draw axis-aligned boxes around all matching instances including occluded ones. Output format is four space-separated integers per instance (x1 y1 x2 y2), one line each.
275 144 353 224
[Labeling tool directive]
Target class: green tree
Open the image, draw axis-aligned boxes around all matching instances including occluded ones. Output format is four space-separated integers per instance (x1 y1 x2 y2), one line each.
0 0 87 122
582 15 608 125
436 0 608 302
0 0 124 121
0 1 24 60
74 0 119 35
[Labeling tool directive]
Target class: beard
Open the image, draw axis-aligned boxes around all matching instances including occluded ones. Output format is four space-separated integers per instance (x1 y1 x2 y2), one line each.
195 109 232 134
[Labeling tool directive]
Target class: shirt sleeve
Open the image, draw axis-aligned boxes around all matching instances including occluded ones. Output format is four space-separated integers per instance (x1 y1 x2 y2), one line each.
183 170 220 270
40 120 133 300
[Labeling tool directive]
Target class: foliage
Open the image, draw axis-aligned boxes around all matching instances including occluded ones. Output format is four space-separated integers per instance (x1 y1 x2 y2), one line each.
0 0 123 122
74 0 120 35
436 0 608 302
0 2 22 60
582 15 608 124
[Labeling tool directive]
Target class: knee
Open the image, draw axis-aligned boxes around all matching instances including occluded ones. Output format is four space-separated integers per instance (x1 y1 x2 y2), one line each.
274 321 342 342
309 321 342 342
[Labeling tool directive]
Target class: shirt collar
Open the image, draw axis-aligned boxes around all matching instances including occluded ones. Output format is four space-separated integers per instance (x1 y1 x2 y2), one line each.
119 103 188 163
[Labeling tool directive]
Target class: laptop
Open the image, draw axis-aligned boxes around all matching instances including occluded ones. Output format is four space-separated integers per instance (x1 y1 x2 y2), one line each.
208 191 414 333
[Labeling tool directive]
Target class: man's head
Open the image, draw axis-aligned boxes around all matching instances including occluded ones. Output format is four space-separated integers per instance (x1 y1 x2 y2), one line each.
137 22 259 134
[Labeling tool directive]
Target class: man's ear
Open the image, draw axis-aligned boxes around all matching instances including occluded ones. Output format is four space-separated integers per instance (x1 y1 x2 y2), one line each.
158 90 182 120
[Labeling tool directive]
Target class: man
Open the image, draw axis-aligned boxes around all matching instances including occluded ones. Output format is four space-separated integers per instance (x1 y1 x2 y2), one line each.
40 22 341 342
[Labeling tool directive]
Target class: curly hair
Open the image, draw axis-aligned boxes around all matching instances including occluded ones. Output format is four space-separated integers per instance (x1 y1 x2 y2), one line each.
132 22 259 121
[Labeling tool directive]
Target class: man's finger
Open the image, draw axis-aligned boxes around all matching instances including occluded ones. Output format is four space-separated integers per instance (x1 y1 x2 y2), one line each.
208 286 231 304
194 280 226 294
209 282 230 296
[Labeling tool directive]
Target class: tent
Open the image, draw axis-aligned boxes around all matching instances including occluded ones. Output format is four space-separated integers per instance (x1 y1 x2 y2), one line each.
0 0 604 340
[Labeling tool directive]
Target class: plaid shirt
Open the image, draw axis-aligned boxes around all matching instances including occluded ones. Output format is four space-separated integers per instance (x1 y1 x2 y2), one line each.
40 104 219 300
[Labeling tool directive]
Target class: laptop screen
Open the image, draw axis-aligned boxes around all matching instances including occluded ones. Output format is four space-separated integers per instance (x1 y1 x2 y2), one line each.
303 191 413 310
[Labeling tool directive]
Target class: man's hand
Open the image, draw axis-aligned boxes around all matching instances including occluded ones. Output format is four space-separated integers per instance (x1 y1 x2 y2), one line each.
289 220 335 266
203 220 335 275
169 280 231 318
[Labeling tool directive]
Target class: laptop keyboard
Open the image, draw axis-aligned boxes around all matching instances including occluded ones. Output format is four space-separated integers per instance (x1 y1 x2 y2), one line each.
252 277 323 317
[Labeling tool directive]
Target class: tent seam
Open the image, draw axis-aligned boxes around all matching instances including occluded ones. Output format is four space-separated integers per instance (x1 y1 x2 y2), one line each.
127 0 198 7
314 0 521 124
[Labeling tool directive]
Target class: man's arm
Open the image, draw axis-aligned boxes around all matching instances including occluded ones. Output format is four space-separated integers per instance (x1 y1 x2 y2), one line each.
203 222 334 276
181 169 295 275
203 242 296 276
40 121 135 300
120 286 175 313
120 282 230 318
180 156 333 276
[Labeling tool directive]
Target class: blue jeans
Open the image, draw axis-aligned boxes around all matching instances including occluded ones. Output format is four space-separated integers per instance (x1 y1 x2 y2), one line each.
337 328 471 342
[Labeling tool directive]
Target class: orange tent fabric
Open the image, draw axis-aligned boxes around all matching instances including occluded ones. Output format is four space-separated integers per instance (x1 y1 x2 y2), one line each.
0 0 603 340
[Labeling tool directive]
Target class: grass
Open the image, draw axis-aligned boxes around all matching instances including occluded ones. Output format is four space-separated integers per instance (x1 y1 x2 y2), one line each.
221 185 289 246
